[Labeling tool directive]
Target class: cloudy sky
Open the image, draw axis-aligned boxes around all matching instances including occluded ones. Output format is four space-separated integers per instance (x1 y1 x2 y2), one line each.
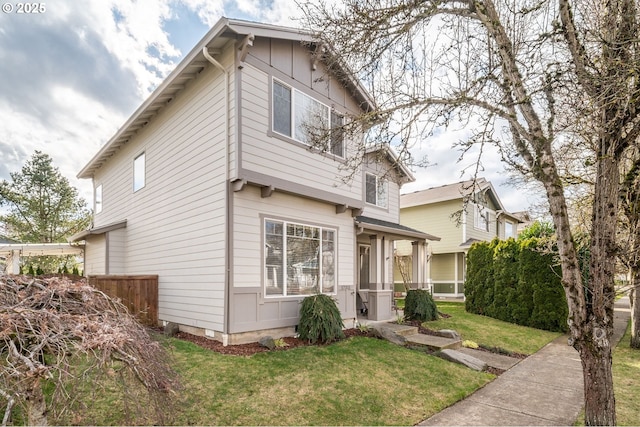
0 0 534 214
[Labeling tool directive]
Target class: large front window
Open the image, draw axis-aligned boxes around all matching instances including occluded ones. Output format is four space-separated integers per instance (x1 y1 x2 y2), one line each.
272 79 344 157
365 173 388 208
265 219 336 297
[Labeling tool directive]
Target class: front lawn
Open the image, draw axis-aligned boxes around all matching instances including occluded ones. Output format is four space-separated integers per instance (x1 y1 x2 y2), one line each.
169 336 492 425
429 301 561 354
44 300 563 425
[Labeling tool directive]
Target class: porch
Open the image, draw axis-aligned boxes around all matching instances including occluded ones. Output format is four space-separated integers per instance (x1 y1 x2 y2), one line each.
354 216 440 321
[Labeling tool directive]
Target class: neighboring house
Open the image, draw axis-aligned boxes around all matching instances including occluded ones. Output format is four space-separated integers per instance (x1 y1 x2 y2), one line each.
70 18 437 344
398 178 521 297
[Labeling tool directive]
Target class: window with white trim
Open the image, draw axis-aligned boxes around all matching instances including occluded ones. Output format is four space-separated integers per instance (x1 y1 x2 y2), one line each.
365 173 388 208
505 220 515 239
133 152 145 192
95 184 103 214
474 204 489 231
272 79 345 157
264 219 336 297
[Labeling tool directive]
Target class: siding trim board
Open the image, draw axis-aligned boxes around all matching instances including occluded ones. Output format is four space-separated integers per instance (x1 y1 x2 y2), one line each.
234 170 363 212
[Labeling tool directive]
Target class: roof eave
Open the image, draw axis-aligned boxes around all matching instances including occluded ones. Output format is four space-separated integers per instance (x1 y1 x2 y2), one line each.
78 18 376 180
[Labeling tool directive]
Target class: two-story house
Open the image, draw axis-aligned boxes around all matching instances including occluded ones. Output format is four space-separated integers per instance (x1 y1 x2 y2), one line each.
70 18 436 344
398 178 521 298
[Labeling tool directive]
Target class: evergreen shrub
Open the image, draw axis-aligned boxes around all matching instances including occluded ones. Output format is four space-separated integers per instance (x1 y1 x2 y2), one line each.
465 234 568 332
298 294 345 344
404 289 438 322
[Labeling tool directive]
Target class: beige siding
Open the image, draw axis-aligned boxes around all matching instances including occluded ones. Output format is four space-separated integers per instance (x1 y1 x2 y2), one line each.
90 58 233 332
467 202 497 242
432 253 456 281
400 200 464 254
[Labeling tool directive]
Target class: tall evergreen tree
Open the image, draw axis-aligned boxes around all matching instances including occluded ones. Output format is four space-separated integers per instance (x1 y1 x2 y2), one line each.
0 151 90 243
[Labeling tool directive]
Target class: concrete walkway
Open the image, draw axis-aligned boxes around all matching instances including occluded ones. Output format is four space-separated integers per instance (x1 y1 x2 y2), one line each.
419 297 631 426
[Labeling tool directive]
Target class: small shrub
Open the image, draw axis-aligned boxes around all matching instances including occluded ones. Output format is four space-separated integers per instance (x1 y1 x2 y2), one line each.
298 294 345 344
462 340 479 349
273 338 289 348
357 323 371 333
404 289 438 322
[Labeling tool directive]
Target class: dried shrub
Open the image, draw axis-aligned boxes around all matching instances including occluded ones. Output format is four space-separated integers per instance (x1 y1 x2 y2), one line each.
0 275 179 425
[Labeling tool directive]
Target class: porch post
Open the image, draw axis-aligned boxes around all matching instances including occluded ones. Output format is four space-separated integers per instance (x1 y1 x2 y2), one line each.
411 241 422 288
368 234 393 320
9 249 20 274
369 235 382 288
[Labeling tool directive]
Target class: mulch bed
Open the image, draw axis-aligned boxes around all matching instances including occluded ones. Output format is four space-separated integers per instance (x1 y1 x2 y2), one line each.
172 314 528 375
174 328 375 356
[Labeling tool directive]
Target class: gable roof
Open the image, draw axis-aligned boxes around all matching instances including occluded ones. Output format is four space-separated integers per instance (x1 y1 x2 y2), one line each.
78 17 376 179
365 144 415 183
400 178 504 209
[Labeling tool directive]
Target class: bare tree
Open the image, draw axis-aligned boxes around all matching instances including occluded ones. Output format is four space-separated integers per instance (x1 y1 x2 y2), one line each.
299 0 640 423
0 275 179 425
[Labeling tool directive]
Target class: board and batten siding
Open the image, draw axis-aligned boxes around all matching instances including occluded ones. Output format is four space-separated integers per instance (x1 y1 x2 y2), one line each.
89 59 234 332
239 62 363 202
229 185 356 333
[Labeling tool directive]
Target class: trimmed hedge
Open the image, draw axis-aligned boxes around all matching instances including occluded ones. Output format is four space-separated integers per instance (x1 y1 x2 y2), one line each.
465 237 568 332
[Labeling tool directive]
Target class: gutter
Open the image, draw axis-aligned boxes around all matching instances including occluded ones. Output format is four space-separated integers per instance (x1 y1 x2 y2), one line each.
203 47 232 346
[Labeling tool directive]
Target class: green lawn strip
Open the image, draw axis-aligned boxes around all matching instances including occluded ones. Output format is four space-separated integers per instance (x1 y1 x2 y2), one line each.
169 336 492 426
428 301 561 355
613 323 640 425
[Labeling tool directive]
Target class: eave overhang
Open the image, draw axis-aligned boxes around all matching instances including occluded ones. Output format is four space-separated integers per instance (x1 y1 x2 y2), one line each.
355 216 440 242
68 220 127 243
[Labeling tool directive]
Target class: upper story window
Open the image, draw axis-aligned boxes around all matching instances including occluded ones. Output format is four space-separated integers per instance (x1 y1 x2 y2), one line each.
505 220 515 239
272 79 344 158
133 152 145 192
95 184 103 214
365 173 388 208
474 204 489 231
265 218 336 297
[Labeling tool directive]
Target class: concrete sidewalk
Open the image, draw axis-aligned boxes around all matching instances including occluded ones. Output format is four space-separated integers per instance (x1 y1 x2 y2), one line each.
419 297 631 426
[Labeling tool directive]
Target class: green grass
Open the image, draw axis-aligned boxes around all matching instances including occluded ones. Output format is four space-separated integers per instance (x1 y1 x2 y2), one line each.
169 337 492 425
613 323 640 425
30 300 565 425
429 301 561 355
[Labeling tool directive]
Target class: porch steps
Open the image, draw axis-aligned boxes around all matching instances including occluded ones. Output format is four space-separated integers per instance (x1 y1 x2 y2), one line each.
405 333 462 351
373 322 462 351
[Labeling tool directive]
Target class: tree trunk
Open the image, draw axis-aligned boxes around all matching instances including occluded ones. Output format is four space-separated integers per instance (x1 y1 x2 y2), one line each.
24 380 47 426
581 152 618 425
631 278 640 348
579 340 616 426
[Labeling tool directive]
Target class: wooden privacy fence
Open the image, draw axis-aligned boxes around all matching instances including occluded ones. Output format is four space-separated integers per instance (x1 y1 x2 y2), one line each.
88 275 159 326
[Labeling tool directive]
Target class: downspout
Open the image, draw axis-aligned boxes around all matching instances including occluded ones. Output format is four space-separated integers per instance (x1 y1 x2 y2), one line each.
203 47 231 346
